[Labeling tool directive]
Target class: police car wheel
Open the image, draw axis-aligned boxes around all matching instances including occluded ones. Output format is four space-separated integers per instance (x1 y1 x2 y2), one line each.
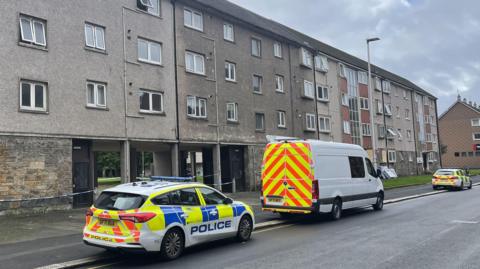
468 181 472 189
236 215 253 242
160 228 184 260
330 198 342 221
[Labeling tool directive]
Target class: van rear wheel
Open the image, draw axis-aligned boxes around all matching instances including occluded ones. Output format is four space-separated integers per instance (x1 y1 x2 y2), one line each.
330 198 342 221
373 192 384 211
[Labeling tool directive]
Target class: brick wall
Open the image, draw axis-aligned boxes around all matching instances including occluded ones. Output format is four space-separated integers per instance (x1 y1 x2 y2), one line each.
0 136 72 214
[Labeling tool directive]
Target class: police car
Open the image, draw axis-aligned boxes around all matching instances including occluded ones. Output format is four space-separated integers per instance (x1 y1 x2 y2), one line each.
83 180 255 260
432 168 472 190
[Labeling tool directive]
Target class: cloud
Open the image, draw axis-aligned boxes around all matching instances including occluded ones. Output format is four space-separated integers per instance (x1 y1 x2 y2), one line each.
229 0 480 113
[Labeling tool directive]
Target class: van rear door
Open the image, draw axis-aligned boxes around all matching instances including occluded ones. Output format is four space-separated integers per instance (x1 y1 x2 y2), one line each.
262 142 313 210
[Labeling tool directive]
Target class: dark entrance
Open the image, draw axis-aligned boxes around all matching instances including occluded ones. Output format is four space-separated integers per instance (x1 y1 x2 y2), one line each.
221 146 245 193
72 140 93 208
422 152 428 171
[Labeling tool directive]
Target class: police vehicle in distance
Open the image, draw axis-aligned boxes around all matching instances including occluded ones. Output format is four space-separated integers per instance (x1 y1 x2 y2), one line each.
83 179 255 260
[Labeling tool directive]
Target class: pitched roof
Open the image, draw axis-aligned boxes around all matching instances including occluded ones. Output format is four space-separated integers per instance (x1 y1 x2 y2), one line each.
189 0 436 99
439 100 480 119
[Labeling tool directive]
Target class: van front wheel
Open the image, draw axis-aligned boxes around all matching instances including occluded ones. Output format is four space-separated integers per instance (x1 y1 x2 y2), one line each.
373 192 384 211
330 198 342 221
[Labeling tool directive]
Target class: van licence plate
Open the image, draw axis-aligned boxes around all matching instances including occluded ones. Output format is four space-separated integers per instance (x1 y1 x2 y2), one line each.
266 197 284 205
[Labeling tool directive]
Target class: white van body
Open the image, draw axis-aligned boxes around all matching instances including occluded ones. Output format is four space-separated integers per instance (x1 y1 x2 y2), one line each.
261 140 384 215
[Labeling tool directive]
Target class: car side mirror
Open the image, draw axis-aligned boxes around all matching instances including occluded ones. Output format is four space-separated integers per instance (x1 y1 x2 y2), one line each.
223 197 234 204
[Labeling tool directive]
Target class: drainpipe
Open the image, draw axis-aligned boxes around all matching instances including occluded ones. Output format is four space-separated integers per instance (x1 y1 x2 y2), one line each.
434 99 442 168
411 90 419 175
171 0 180 176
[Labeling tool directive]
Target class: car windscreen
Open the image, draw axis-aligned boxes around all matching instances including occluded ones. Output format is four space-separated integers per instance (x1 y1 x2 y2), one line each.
435 170 454 176
94 191 146 210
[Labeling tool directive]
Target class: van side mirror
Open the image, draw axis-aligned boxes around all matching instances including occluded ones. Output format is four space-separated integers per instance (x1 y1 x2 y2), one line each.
223 197 234 204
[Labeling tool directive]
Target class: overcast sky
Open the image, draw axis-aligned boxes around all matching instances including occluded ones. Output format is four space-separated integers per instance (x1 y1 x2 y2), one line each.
229 0 480 114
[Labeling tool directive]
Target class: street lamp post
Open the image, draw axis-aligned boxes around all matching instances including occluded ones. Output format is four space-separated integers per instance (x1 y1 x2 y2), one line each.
367 37 380 167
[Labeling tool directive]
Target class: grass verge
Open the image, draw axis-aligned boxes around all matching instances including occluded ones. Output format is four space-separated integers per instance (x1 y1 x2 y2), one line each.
383 175 432 189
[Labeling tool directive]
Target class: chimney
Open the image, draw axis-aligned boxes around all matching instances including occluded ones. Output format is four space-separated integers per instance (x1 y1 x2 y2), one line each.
469 100 473 106
457 94 461 101
474 102 477 108
463 98 467 103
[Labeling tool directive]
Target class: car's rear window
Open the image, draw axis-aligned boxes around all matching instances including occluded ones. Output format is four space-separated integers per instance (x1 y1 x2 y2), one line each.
435 170 454 176
94 191 146 210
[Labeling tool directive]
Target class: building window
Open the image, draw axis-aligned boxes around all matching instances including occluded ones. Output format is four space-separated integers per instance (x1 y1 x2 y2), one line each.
251 38 261 57
316 86 329 102
473 133 480 141
273 41 282 58
225 61 236 81
184 7 203 31
86 81 106 108
306 113 316 131
362 123 371 136
339 64 346 78
275 75 284 93
137 0 160 16
387 128 396 139
185 51 205 75
140 90 163 113
375 99 383 114
341 93 349 107
19 15 46 46
405 109 410 120
407 130 412 140
388 151 396 163
314 55 328 72
226 102 238 122
138 38 162 65
343 120 351 134
84 23 105 50
358 71 368 85
255 113 265 131
375 77 382 91
359 97 369 110
318 117 331 133
223 22 234 42
303 80 314 99
252 75 263 93
187 96 207 118
382 80 391 93
397 129 403 140
301 48 312 68
377 124 386 138
472 118 480 127
403 89 408 99
277 110 286 128
384 104 392 116
20 80 47 112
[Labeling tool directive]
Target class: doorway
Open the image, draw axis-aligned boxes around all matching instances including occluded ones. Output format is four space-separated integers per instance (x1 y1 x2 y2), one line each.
72 140 93 208
221 146 245 193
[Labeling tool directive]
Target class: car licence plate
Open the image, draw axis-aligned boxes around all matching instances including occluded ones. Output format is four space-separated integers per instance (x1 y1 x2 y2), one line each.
99 218 115 226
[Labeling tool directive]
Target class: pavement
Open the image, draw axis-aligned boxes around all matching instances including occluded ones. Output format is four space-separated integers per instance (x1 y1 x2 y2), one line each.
0 177 478 268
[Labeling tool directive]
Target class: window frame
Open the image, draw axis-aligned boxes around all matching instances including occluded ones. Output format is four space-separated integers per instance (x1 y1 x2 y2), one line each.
86 81 107 109
303 80 314 99
84 23 106 50
318 116 331 133
275 75 284 93
314 55 328 72
343 120 351 134
226 102 238 122
251 37 262 57
359 97 369 110
316 85 329 102
185 51 205 75
137 38 162 65
388 151 397 163
223 22 234 42
252 74 263 93
225 61 236 82
305 113 316 131
19 80 48 112
187 96 207 118
184 7 203 31
341 93 349 107
19 15 46 46
471 118 480 127
361 123 371 136
273 41 282 58
139 90 164 114
358 71 368 85
473 133 480 141
277 110 286 128
301 47 313 68
198 187 227 205
255 112 265 131
151 188 200 206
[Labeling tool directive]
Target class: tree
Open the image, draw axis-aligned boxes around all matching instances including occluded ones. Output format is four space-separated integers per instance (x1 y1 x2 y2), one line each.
96 152 120 177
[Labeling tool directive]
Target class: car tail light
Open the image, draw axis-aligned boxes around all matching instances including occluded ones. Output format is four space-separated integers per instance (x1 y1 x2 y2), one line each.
312 180 319 200
119 212 156 223
86 208 93 216
448 176 458 180
433 176 439 179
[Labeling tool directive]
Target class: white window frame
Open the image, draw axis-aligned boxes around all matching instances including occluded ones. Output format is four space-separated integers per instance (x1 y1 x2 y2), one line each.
86 81 107 108
473 133 480 141
378 124 386 138
187 96 207 118
375 77 382 91
403 89 408 99
362 123 371 136
314 55 328 72
255 113 265 131
318 116 331 133
407 130 412 140
19 15 46 46
382 80 391 93
358 71 368 85
223 22 234 42
306 113 316 131
277 110 286 128
19 80 47 112
301 48 312 68
138 38 162 65
397 129 403 140
185 51 205 75
341 93 349 107
225 61 236 82
339 64 346 78
252 74 263 93
303 80 314 99
472 118 480 127
384 104 392 116
273 41 282 58
184 7 203 31
376 99 383 114
343 120 351 134
316 85 329 102
139 90 164 113
251 38 261 57
84 23 105 50
405 109 410 120
387 128 397 139
275 75 284 93
360 97 369 110
226 102 238 122
388 151 396 163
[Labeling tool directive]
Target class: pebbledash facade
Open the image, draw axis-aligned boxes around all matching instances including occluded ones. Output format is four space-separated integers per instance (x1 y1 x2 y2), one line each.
0 0 440 213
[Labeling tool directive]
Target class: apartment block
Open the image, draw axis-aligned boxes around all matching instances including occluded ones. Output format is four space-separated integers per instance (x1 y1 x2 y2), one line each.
439 96 480 169
0 0 440 213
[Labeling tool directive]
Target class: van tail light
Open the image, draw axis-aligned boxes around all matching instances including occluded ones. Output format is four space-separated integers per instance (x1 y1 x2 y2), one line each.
312 180 319 200
119 212 156 223
86 208 94 217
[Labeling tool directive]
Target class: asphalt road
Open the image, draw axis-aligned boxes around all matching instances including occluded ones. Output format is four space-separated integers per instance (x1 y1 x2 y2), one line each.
82 186 480 269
